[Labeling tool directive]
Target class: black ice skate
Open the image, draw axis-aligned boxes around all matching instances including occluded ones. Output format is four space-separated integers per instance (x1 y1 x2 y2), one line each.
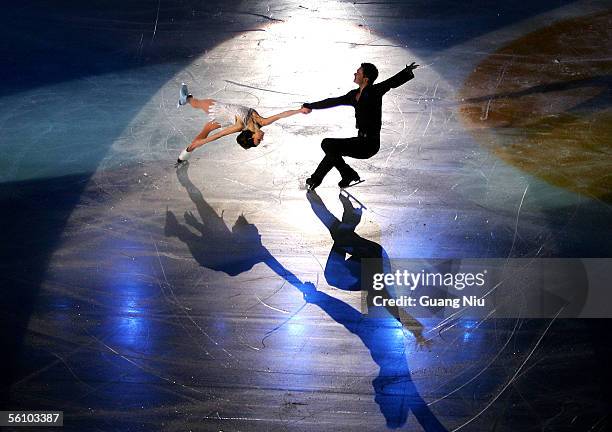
306 176 322 191
338 171 363 189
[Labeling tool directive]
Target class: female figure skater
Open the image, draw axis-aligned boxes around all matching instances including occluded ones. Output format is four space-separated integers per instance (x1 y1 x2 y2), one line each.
175 83 310 166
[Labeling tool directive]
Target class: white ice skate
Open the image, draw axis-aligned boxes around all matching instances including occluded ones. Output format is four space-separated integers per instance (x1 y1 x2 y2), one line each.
177 83 189 107
175 148 192 168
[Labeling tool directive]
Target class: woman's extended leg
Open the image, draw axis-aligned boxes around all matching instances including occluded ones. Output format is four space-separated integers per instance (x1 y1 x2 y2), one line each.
176 121 241 166
188 98 215 113
176 121 221 165
178 83 215 112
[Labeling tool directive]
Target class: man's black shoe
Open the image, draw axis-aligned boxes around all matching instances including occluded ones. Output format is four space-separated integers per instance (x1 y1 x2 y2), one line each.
306 176 322 191
338 171 360 188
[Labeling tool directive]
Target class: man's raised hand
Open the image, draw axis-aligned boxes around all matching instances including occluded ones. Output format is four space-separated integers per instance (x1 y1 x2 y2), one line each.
407 62 419 70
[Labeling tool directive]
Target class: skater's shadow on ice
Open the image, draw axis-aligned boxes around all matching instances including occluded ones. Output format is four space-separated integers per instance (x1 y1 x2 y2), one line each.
165 163 310 287
305 191 447 430
164 166 446 430
307 190 386 292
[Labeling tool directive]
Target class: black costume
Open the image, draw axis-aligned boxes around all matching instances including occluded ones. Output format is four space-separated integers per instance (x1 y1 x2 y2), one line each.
303 65 415 187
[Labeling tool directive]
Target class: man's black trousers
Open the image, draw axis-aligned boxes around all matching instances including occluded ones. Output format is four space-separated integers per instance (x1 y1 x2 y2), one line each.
311 133 380 181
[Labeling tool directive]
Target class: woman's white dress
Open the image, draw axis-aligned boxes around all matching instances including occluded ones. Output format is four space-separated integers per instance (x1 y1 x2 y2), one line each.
209 102 252 129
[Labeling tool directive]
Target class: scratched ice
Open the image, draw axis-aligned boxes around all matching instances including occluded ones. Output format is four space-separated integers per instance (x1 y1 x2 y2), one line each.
1 1 610 431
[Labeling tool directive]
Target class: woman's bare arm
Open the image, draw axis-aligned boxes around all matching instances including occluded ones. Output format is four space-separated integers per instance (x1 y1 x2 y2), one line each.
258 107 310 127
187 121 243 152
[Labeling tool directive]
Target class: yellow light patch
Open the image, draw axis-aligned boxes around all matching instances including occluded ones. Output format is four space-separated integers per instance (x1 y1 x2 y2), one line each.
459 11 612 202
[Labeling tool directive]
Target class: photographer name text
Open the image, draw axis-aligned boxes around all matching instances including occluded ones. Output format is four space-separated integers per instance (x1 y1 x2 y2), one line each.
372 295 485 309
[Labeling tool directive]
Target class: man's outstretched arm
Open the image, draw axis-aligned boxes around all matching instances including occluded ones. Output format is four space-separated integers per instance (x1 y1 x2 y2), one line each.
375 62 419 94
303 90 354 110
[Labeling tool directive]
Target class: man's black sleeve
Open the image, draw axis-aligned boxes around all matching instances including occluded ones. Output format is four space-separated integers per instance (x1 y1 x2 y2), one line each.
374 66 415 95
303 90 353 110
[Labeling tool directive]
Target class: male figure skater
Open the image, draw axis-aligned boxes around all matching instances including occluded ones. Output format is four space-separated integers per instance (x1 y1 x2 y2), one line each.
303 62 419 189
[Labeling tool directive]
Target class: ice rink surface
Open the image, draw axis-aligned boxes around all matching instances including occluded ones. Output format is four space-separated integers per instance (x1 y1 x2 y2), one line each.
1 1 610 430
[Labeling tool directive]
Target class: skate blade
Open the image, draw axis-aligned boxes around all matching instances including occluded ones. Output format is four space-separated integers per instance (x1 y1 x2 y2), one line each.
340 179 365 189
340 189 367 210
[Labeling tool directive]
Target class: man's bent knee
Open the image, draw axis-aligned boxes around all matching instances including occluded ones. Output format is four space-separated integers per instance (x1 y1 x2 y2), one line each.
321 138 334 153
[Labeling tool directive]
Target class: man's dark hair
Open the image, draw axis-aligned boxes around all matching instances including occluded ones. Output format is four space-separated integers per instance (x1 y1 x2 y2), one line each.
360 62 378 84
236 130 256 149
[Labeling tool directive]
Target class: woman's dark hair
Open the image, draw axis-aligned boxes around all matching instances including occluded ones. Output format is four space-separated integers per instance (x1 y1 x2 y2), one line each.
360 62 378 83
236 130 256 149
